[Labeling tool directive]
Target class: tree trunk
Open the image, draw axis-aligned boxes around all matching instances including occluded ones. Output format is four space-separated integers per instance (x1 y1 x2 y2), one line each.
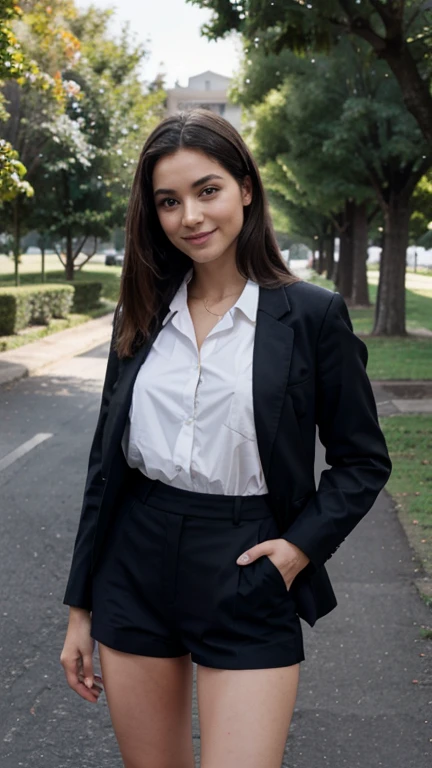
13 198 21 287
335 199 355 300
372 194 410 336
381 43 432 148
65 230 74 281
352 200 370 306
325 225 335 281
317 237 325 274
41 244 46 283
311 250 317 271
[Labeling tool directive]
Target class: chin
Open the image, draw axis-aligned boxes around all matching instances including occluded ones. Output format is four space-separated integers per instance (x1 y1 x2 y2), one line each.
191 251 226 264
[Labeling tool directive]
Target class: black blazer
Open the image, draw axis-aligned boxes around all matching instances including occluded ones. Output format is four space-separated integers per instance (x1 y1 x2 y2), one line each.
63 279 392 627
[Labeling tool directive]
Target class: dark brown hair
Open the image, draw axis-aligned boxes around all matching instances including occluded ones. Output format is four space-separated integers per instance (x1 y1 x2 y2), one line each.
116 108 300 357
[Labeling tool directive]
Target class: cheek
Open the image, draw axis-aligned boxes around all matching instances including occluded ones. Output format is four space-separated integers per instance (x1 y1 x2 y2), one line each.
158 210 180 237
213 197 244 229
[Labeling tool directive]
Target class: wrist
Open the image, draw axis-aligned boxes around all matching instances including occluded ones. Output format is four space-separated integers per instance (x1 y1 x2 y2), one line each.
280 539 309 568
68 606 91 623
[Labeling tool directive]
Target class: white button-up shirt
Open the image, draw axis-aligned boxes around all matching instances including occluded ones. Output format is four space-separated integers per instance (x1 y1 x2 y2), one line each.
122 268 268 496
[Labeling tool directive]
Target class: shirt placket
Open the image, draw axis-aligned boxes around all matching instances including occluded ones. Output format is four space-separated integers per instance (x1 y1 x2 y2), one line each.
171 313 232 480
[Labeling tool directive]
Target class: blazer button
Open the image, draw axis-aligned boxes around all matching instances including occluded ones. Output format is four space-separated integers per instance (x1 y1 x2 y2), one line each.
101 475 106 481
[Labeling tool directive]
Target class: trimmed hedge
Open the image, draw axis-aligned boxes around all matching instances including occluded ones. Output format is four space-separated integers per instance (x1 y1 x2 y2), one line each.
72 282 103 312
0 284 74 335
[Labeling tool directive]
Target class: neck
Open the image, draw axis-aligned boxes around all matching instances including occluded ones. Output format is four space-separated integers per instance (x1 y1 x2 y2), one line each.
187 257 247 301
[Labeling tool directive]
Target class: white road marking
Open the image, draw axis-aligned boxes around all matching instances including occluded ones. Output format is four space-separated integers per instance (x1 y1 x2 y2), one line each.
0 433 53 472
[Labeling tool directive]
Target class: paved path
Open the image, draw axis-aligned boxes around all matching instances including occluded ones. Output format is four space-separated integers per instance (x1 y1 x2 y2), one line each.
0 341 431 766
0 313 114 385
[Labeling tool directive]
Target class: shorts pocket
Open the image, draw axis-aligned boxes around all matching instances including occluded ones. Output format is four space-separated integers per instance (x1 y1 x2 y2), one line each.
261 555 289 594
236 517 293 616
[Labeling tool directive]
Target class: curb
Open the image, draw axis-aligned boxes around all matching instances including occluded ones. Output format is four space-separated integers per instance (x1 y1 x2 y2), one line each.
0 312 114 387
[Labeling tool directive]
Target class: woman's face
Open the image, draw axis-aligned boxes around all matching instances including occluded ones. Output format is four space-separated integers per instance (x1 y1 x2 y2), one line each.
152 148 252 266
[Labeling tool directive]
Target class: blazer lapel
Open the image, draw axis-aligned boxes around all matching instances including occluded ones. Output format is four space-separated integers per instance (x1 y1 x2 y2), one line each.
253 285 294 481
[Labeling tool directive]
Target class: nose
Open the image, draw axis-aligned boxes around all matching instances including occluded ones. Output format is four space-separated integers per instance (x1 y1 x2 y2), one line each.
182 200 204 228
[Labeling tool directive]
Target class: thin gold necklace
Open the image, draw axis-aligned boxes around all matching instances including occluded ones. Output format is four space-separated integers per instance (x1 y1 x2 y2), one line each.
188 288 245 321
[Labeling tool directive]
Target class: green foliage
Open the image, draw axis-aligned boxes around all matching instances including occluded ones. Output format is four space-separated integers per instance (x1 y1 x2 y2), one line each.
232 29 430 255
188 1 431 62
0 282 74 333
0 1 166 276
0 1 39 81
410 170 432 245
0 1 77 203
189 1 432 147
71 280 102 312
0 139 33 202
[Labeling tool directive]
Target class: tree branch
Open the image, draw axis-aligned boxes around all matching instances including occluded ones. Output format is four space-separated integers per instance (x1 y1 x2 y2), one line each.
337 0 388 49
76 237 99 270
53 243 66 267
367 204 381 225
72 235 88 261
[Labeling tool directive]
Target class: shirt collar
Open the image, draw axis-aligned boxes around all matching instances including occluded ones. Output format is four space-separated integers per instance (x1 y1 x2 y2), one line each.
162 267 258 326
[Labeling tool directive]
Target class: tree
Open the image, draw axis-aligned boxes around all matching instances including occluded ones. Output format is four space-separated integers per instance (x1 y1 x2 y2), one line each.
189 0 432 146
409 170 432 270
0 1 37 209
1 0 80 282
43 5 166 278
234 41 388 307
196 14 432 332
1 1 166 280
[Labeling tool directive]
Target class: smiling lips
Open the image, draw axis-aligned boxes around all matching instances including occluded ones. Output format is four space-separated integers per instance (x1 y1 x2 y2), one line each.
182 228 217 245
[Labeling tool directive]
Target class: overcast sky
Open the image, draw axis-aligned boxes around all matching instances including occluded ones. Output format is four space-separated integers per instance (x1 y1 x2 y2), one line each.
77 0 241 87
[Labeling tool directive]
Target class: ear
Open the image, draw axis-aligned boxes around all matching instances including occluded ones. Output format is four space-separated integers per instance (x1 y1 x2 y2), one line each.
241 175 253 207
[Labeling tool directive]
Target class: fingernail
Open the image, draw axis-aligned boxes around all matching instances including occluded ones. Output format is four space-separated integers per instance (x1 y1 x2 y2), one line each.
84 677 93 689
237 554 249 564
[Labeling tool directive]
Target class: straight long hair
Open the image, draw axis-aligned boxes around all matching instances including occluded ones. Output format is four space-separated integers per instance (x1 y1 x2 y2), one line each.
116 108 300 357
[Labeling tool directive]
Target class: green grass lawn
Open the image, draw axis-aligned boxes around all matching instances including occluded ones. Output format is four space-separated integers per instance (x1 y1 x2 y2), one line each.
0 253 122 302
380 415 432 584
0 253 120 352
308 270 432 380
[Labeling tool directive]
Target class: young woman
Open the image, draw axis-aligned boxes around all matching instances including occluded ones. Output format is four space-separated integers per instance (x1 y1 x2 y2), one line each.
60 108 392 768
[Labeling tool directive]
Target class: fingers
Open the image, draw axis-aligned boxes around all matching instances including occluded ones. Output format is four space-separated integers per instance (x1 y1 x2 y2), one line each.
81 652 94 690
60 649 101 704
236 539 278 564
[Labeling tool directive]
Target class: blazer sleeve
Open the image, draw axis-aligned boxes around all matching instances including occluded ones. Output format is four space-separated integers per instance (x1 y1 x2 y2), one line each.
283 291 392 570
63 311 120 610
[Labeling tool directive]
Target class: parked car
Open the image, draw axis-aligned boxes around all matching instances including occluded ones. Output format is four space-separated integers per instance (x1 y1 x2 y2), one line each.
104 250 118 266
114 252 124 266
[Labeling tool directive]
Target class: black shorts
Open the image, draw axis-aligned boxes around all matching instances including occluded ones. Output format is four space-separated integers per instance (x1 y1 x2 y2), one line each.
91 470 305 670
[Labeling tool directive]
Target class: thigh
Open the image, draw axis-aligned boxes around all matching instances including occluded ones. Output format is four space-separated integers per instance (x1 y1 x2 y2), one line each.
99 644 195 768
197 663 300 768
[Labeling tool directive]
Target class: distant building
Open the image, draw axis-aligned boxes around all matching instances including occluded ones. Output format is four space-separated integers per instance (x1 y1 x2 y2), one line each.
166 71 241 129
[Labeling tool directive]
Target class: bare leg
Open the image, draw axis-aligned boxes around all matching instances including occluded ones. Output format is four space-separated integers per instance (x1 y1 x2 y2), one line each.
99 644 195 768
197 663 300 768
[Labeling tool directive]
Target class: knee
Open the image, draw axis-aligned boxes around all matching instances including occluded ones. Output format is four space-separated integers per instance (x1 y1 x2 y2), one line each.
123 759 195 768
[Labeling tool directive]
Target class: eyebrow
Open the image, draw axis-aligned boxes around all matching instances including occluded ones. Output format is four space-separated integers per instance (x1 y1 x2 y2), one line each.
154 174 224 197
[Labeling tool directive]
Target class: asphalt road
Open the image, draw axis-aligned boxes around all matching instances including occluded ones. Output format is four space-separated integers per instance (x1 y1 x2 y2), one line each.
0 342 431 768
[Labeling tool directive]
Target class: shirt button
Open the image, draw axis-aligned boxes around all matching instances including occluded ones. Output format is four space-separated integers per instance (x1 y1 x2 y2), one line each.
175 465 181 472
